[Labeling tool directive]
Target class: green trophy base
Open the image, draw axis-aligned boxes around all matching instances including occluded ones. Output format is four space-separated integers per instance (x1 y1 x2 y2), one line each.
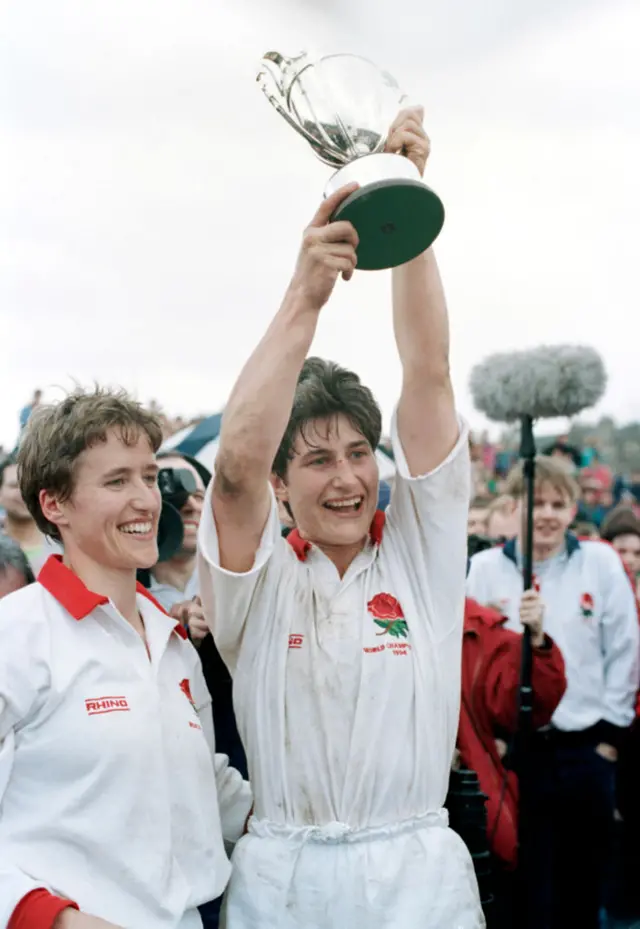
332 178 445 271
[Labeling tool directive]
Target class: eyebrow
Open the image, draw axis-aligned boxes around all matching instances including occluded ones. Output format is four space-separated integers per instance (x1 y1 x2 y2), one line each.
300 439 370 462
102 463 160 479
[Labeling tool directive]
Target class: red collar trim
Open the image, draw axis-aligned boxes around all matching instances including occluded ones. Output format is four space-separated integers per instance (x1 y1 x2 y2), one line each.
38 555 187 640
286 510 386 563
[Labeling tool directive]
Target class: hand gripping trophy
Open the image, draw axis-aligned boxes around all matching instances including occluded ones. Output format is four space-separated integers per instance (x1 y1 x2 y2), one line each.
257 51 445 270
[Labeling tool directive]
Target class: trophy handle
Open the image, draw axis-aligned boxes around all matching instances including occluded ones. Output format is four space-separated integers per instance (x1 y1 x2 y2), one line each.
257 64 345 168
257 65 319 146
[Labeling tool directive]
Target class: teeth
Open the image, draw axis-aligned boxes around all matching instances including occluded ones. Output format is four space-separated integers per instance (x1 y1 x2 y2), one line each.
325 498 362 510
119 522 152 535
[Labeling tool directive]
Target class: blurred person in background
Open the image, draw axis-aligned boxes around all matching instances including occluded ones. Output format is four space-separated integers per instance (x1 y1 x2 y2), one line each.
458 589 566 929
148 453 206 610
0 387 250 929
467 456 639 929
544 440 582 473
600 507 640 593
468 497 491 536
598 505 640 924
577 474 612 529
19 388 42 432
0 534 35 598
485 495 519 541
0 452 60 574
493 445 516 480
572 520 600 540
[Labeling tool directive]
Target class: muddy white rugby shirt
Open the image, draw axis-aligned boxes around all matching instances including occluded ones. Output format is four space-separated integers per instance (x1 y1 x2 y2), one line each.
0 555 251 929
196 416 485 929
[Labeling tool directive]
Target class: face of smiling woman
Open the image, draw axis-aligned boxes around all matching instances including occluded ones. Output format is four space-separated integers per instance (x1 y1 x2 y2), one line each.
273 414 380 566
40 429 162 573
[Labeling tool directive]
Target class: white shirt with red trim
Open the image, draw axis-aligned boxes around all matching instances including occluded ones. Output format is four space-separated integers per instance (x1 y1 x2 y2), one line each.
467 538 639 736
198 414 485 929
0 556 251 929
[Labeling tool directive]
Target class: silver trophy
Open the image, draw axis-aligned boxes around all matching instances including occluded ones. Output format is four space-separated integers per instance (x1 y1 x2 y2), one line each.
257 50 445 270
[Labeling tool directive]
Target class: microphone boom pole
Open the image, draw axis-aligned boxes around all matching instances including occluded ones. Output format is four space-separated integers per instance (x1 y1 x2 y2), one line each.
469 344 608 927
515 414 536 925
518 413 536 739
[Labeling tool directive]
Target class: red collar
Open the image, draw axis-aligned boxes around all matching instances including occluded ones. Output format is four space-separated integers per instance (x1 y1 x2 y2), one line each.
463 597 507 633
38 555 187 639
286 509 386 563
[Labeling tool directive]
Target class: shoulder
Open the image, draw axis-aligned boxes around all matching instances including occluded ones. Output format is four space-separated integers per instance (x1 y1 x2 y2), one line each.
469 546 510 571
389 412 470 491
0 582 49 625
0 584 54 667
579 539 625 572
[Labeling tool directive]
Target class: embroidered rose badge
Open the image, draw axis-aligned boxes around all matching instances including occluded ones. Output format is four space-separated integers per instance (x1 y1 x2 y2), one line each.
368 593 408 639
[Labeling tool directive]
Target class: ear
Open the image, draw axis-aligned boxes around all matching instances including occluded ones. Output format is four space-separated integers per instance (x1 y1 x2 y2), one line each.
270 473 289 503
39 488 70 534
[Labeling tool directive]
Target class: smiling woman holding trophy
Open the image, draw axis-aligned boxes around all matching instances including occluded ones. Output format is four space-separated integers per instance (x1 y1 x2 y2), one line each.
197 50 484 929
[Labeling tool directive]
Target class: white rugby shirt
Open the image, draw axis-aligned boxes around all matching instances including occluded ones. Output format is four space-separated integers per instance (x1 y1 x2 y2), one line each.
467 536 640 738
0 555 251 929
197 416 485 929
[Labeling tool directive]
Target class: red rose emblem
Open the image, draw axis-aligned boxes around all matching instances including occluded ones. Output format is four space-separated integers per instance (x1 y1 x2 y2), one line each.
580 592 595 620
179 678 194 705
367 593 404 621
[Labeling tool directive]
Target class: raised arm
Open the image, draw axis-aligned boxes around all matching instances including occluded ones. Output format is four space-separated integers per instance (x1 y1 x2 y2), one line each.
212 184 359 573
387 108 459 475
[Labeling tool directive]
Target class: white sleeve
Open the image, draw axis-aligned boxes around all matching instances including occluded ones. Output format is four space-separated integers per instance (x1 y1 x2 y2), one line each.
195 702 252 847
197 481 285 673
598 547 640 729
212 752 253 847
383 410 471 639
466 551 492 605
0 597 56 927
191 655 252 847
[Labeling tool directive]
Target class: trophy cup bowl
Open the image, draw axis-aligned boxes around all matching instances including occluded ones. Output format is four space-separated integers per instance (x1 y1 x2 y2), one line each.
257 51 445 271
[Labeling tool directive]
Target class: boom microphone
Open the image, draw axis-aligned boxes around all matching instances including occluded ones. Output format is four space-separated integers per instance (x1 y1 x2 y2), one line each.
469 344 607 423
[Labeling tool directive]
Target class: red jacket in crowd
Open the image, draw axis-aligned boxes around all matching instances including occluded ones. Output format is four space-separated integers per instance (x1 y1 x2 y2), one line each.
457 598 567 868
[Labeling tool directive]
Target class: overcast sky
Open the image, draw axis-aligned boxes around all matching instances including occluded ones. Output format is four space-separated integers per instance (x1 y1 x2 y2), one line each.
1 0 638 448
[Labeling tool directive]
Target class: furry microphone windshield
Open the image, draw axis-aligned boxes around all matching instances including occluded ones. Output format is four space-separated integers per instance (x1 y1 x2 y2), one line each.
469 345 607 424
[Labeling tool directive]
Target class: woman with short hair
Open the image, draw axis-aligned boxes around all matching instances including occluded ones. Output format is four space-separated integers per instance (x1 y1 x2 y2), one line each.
0 387 250 929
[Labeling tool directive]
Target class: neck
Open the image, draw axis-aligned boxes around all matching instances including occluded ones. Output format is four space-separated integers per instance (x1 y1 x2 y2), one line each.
62 546 139 627
5 516 44 549
151 553 196 592
521 538 566 564
317 538 366 578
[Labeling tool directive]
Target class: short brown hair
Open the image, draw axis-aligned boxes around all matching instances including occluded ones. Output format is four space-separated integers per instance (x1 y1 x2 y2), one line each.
504 455 579 504
600 505 640 543
272 357 382 479
17 387 163 541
